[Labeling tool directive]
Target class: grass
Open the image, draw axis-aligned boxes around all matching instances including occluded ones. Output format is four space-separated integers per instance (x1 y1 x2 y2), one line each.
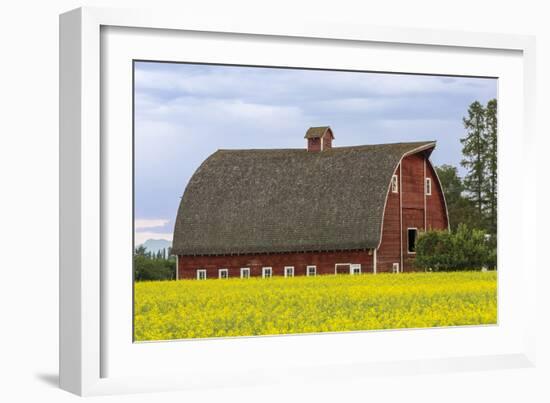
134 271 497 341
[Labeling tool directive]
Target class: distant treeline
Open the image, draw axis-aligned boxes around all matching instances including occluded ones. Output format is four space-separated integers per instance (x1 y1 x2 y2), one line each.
134 245 176 281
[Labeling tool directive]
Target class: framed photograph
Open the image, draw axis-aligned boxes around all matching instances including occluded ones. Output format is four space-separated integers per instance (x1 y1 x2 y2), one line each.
60 7 537 396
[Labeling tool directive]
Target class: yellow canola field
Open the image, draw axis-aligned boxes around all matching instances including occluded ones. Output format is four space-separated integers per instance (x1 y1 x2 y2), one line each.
134 271 497 341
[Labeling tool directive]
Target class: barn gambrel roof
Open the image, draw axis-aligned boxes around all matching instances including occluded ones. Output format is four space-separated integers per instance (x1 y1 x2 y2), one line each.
172 141 435 256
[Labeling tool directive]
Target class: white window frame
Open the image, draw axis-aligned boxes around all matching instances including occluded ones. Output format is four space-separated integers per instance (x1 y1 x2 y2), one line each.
407 227 418 254
334 263 350 275
392 263 400 273
240 267 250 279
284 266 294 277
351 264 362 275
262 267 273 278
306 265 317 276
218 268 228 279
425 177 432 195
196 269 207 280
391 174 399 193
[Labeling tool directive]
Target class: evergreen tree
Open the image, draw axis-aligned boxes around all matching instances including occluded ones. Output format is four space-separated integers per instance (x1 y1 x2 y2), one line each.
436 164 463 203
461 101 487 222
134 245 147 256
483 99 498 234
435 165 478 232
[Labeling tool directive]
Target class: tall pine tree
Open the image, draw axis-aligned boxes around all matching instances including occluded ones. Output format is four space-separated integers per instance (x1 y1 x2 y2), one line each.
483 99 497 234
461 101 487 221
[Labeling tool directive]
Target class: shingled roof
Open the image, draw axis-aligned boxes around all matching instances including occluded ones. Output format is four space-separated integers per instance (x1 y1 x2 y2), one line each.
172 141 436 256
304 126 333 139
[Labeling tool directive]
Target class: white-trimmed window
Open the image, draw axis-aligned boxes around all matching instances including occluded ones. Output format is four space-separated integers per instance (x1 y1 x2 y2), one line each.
351 264 361 275
407 228 418 254
307 265 317 276
284 266 294 277
392 263 400 273
391 174 398 193
425 177 432 195
218 268 228 279
335 263 349 275
262 267 272 278
240 267 250 279
196 269 207 280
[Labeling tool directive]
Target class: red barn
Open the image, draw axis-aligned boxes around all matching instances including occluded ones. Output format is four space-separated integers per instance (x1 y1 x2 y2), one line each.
172 127 449 279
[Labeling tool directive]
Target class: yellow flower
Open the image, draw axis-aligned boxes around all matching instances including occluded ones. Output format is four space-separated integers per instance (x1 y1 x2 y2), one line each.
134 271 497 341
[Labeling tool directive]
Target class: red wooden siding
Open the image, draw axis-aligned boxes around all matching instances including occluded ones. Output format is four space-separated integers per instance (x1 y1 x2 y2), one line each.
377 150 448 273
178 249 374 279
402 208 423 271
323 132 333 150
401 153 425 209
377 168 401 273
425 161 449 231
307 131 333 152
307 137 322 152
400 153 425 271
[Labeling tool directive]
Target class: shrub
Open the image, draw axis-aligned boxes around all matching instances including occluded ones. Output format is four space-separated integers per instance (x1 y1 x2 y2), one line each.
415 224 496 271
134 255 176 281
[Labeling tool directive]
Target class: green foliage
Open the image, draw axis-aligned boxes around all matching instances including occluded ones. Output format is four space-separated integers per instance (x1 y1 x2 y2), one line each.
436 164 480 232
460 98 498 234
134 255 176 281
484 99 498 234
415 224 496 271
435 164 463 202
134 244 147 256
461 100 487 218
134 246 176 281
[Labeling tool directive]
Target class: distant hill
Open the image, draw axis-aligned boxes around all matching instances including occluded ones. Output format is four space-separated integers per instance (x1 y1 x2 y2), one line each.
140 239 172 255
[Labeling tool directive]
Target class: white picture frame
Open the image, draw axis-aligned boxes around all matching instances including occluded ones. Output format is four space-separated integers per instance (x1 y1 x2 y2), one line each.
59 6 537 396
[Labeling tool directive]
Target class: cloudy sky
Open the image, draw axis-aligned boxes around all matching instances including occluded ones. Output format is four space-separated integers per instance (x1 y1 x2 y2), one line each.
134 61 497 245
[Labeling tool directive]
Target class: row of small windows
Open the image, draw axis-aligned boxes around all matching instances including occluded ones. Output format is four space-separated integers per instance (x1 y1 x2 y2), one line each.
195 264 366 279
196 266 314 280
390 175 432 195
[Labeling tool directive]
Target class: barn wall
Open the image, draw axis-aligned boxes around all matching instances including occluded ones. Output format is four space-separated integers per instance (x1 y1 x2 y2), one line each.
425 161 449 231
322 131 333 150
307 131 333 152
378 151 449 272
377 166 401 273
178 249 374 279
402 207 424 271
307 137 321 152
401 153 426 271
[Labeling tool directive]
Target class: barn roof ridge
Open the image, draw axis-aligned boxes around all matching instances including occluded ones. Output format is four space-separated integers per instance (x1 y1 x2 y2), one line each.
215 140 436 153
